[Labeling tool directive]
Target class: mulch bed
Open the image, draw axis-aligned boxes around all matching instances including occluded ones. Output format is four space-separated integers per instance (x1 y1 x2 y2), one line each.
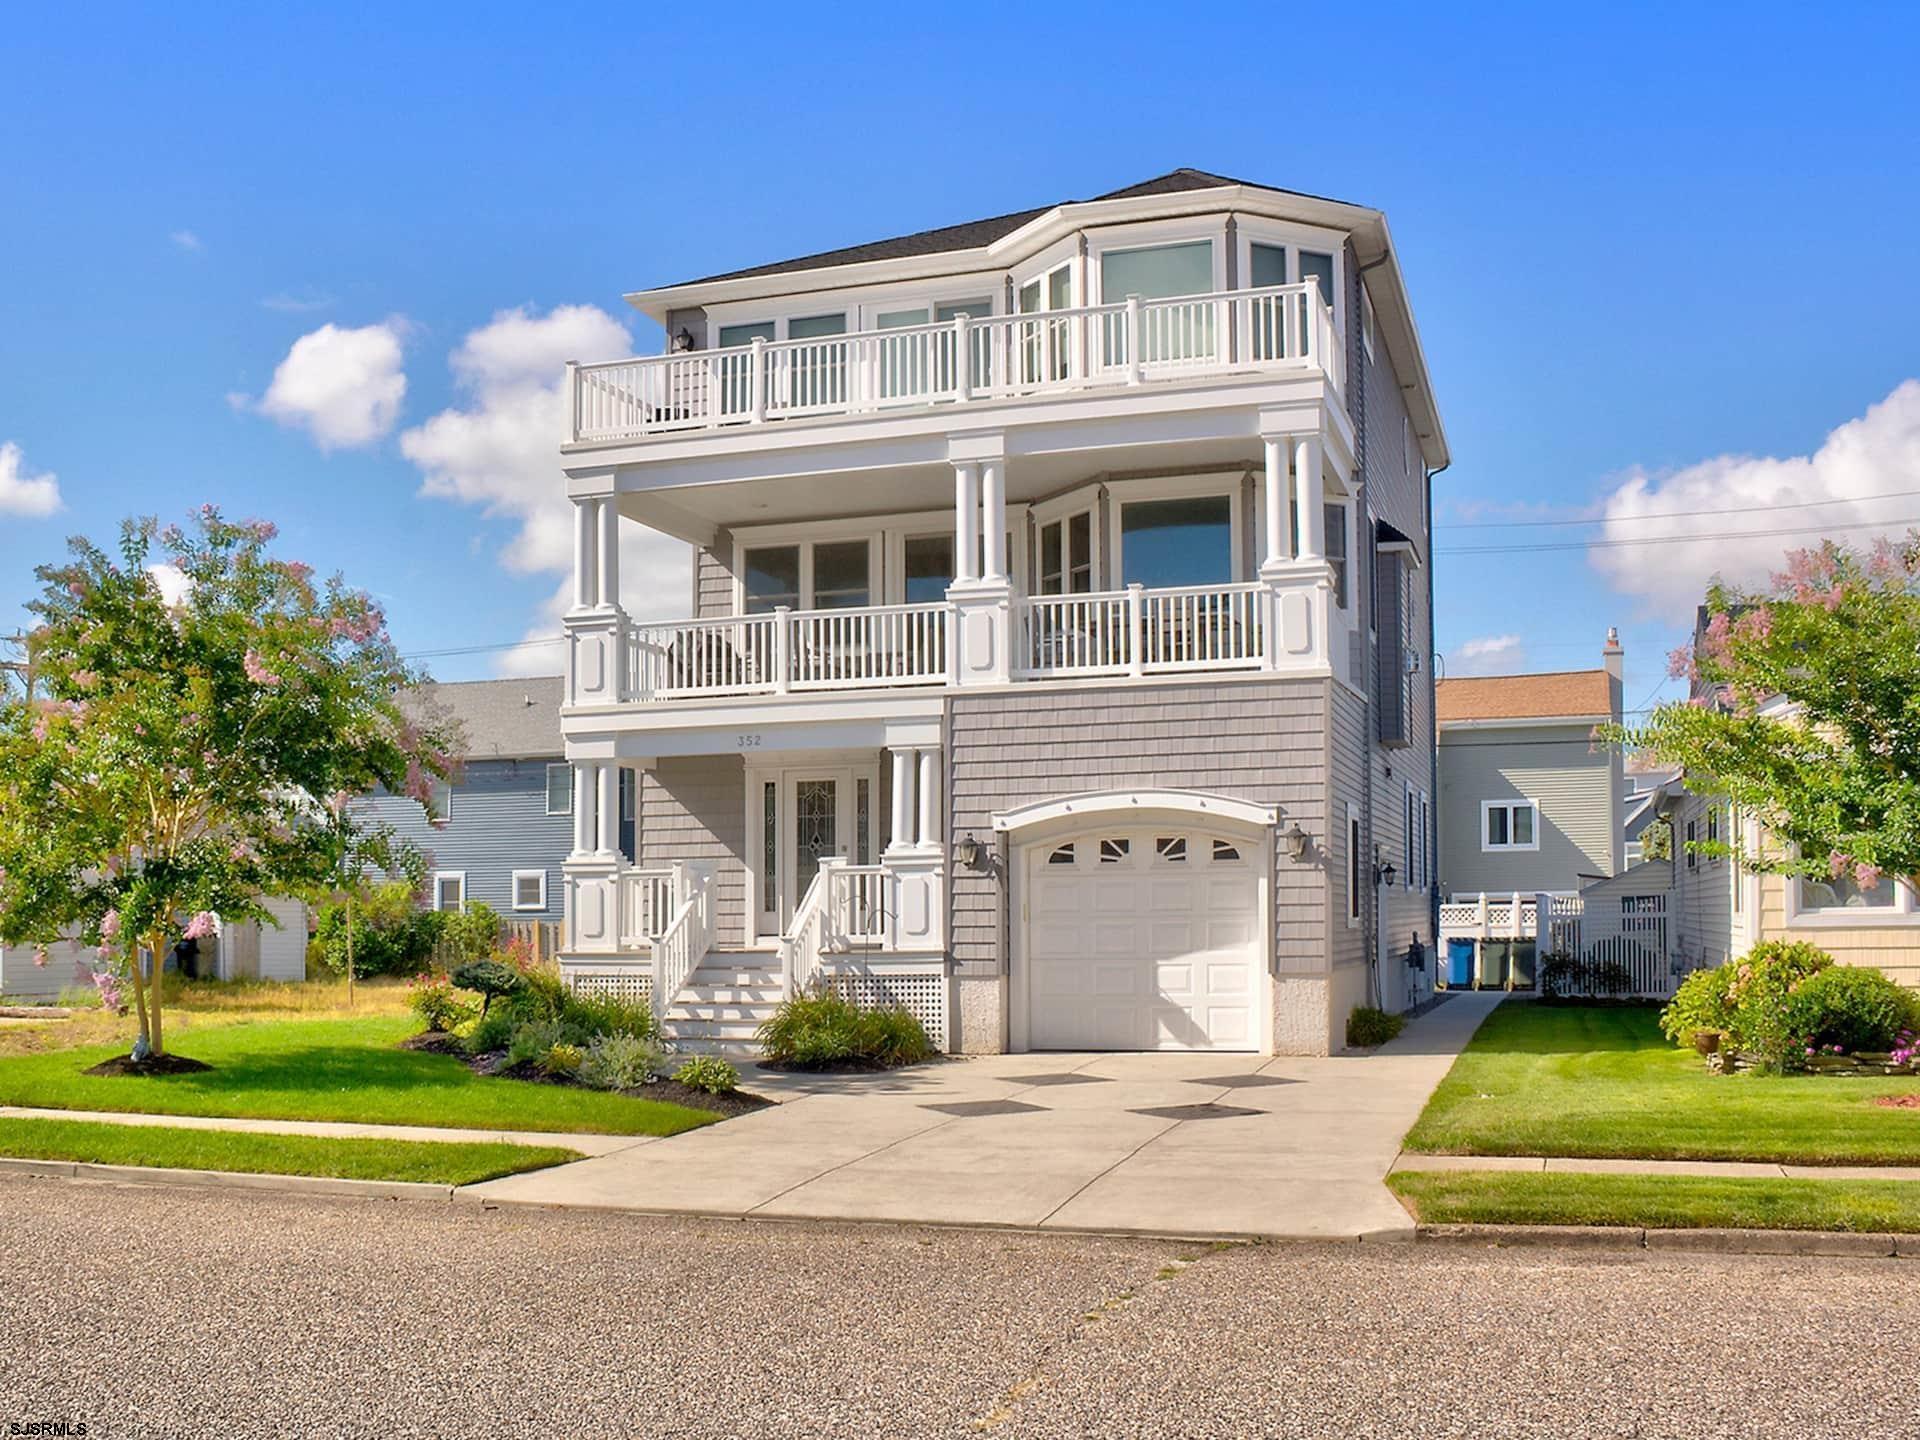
400 1031 465 1055
83 1052 213 1077
400 1034 773 1118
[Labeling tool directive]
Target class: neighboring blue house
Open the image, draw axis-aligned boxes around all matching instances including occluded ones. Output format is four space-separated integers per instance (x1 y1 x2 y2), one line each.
359 676 583 923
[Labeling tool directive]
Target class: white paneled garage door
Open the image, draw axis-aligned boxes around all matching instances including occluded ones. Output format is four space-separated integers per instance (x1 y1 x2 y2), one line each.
1025 828 1262 1051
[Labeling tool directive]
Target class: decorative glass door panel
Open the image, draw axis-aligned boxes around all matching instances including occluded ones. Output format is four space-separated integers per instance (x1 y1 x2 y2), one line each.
792 778 840 914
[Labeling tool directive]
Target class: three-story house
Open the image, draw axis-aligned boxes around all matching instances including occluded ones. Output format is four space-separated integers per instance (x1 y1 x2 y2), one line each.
554 169 1447 1056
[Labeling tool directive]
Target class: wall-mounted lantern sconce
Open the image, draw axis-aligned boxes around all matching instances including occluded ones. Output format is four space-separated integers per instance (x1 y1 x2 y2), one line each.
954 832 983 869
672 327 696 353
1282 823 1310 860
1374 860 1398 888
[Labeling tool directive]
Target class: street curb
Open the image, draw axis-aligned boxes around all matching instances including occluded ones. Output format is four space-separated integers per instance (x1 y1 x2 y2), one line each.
0 1155 453 1202
1416 1222 1914 1257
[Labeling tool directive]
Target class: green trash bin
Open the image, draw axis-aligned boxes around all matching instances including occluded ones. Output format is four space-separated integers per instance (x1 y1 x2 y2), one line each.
1509 939 1537 990
1476 940 1512 990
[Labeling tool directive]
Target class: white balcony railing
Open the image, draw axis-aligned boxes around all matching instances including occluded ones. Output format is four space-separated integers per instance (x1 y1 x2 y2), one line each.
626 601 950 701
1017 582 1267 680
569 282 1339 443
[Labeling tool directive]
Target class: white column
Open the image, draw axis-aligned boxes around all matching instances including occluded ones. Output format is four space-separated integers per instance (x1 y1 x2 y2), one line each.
596 497 620 612
573 499 596 610
596 762 619 857
953 463 980 584
1295 434 1326 563
981 461 1006 583
916 749 940 849
1261 436 1291 569
888 747 915 854
571 763 594 856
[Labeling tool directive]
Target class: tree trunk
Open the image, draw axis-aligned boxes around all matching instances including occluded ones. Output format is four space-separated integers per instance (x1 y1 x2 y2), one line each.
146 930 168 1054
126 938 152 1052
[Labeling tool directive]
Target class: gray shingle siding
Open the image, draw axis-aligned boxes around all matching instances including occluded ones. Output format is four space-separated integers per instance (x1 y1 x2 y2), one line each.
947 678 1333 981
637 755 750 947
359 757 570 920
693 536 735 619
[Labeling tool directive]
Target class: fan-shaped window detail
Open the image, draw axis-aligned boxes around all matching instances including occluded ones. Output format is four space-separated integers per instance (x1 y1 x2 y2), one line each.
1155 836 1188 863
1211 839 1241 863
1047 844 1076 865
1099 837 1130 864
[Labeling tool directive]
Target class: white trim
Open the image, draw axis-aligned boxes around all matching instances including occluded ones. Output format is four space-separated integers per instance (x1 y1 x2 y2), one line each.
428 779 453 824
431 872 466 913
1086 220 1230 305
743 756 882 943
511 870 548 912
1480 799 1540 853
1234 216 1349 346
544 762 573 817
1105 471 1249 587
1785 871 1920 928
1439 714 1611 733
992 788 1278 836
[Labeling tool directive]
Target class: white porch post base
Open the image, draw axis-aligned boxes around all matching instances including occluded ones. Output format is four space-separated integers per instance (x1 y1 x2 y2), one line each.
564 856 621 954
948 580 1012 686
565 612 625 706
1260 558 1334 671
883 850 946 953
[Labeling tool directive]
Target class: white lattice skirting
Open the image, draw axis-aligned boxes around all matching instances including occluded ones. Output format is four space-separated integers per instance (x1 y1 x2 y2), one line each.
562 965 655 1011
821 967 950 1051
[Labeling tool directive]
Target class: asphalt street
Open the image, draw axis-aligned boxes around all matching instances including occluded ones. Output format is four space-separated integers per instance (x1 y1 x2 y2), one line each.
1 1175 1908 1439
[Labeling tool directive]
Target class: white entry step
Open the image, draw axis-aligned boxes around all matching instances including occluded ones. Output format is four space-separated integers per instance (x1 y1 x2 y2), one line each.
660 952 785 1061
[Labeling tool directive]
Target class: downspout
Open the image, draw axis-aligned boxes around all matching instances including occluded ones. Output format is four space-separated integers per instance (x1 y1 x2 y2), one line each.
1425 459 1449 964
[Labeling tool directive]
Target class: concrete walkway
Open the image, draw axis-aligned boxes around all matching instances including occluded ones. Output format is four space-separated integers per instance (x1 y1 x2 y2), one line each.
1393 1152 1920 1182
0 1105 646 1156
464 991 1507 1240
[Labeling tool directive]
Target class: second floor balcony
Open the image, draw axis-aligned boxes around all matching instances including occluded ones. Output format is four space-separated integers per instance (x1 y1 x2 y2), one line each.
567 282 1341 446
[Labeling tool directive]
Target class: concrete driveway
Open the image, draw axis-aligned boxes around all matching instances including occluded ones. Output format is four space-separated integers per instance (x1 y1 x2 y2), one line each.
467 991 1503 1240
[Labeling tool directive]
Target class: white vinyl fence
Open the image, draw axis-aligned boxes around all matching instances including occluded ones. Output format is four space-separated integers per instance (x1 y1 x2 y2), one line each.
1441 889 1683 997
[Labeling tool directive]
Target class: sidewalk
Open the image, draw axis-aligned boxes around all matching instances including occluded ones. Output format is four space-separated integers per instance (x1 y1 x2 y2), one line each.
0 1104 648 1156
1392 1152 1920 1182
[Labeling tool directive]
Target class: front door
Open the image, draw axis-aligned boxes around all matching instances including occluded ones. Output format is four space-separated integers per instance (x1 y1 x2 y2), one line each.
750 763 879 940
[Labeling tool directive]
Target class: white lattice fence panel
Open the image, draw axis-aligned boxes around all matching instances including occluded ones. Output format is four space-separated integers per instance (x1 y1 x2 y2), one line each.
564 967 655 1011
824 971 949 1051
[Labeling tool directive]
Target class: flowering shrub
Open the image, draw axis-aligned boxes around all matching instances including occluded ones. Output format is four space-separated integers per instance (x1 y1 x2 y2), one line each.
1779 965 1920 1055
406 971 473 1033
1722 941 1833 1072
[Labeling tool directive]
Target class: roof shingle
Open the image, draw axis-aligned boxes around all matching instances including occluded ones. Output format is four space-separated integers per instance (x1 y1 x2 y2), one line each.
405 676 564 759
1436 670 1613 724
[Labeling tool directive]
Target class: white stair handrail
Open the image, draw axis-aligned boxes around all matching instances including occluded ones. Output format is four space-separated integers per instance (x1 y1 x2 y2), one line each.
779 858 843 999
649 863 715 1014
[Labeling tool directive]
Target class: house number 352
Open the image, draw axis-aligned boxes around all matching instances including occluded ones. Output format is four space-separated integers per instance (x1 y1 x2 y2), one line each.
737 733 763 749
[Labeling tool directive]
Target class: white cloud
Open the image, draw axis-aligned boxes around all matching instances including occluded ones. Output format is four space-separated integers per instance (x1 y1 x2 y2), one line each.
1447 633 1525 677
400 305 689 674
1591 380 1920 612
249 320 408 450
0 442 62 517
146 564 191 607
170 229 203 252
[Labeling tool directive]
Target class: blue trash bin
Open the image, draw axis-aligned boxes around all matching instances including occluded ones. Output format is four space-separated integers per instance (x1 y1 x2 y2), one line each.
1446 938 1476 989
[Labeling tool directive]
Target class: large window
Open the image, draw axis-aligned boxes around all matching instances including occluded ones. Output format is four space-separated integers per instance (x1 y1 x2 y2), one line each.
1799 871 1899 911
744 545 802 613
1119 496 1232 588
742 540 873 613
1099 241 1214 301
811 541 871 609
904 535 954 604
1483 800 1538 852
1038 511 1093 594
1324 502 1349 608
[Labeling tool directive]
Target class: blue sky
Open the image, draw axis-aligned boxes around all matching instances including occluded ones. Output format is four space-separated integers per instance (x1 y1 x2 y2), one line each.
3 2 1916 716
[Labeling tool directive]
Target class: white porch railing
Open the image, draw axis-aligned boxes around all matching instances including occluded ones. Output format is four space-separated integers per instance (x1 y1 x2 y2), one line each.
650 864 714 1012
626 601 949 701
778 859 910 999
617 867 679 949
569 283 1340 443
780 861 838 1000
1017 582 1266 679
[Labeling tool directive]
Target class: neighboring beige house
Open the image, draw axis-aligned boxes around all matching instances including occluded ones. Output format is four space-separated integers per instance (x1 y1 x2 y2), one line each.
1656 781 1920 989
1436 633 1625 899
552 167 1450 1056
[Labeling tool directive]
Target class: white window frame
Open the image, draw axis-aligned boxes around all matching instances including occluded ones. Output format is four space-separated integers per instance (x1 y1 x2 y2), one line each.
511 870 548 913
1419 792 1432 889
1403 783 1416 890
742 756 883 946
1105 472 1247 588
1087 219 1231 306
1235 216 1349 341
1346 802 1363 928
431 872 466 913
1785 855 1920 928
732 522 884 616
427 779 453 825
544 763 573 817
886 504 1031 603
1030 486 1104 595
1481 799 1540 853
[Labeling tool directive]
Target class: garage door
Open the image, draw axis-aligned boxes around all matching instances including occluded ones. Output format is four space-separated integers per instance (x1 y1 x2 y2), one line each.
1026 828 1262 1051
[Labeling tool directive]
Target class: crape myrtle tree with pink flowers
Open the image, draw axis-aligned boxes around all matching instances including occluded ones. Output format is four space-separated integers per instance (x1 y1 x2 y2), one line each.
1609 535 1920 894
0 507 460 1064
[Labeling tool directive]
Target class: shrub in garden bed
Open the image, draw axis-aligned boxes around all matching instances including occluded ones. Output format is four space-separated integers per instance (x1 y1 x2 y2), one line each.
1345 1006 1404 1049
673 1055 740 1095
757 989 934 1070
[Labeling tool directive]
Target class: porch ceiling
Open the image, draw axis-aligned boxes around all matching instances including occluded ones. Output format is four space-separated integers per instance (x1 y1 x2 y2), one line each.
617 436 1268 541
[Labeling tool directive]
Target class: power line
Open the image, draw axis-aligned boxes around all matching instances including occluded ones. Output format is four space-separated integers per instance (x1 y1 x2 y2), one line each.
1436 487 1920 530
1437 514 1920 557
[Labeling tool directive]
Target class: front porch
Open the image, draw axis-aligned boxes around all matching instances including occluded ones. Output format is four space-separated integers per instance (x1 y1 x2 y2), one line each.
558 743 952 1054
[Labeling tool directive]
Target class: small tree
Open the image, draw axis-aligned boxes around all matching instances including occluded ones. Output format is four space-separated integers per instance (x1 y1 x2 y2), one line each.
1611 536 1920 893
0 508 458 1060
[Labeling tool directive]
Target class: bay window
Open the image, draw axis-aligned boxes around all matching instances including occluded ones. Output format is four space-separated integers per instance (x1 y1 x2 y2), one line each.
1119 496 1232 588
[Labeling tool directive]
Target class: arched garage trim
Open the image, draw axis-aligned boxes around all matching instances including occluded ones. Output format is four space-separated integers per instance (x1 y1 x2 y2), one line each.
992 789 1278 840
998 789 1277 1054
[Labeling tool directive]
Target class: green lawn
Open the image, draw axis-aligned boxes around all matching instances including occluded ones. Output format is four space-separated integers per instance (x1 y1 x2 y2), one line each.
1404 1001 1920 1164
1390 1169 1920 1234
0 1013 717 1137
0 1115 578 1185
